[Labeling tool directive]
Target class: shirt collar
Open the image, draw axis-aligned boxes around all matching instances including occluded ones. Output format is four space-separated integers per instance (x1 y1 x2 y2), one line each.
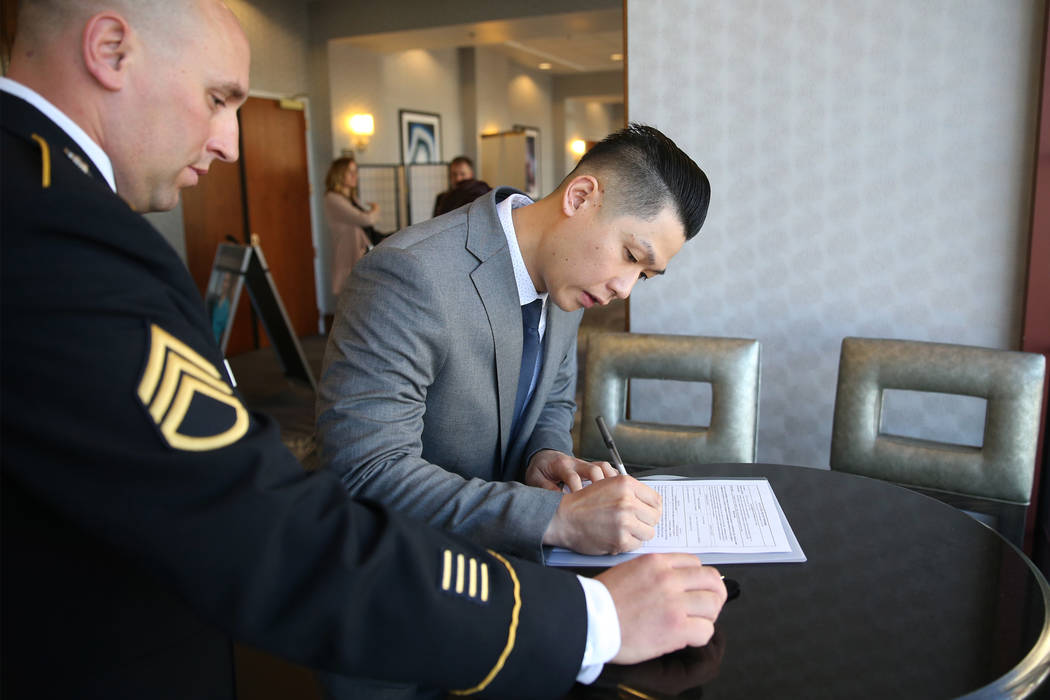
0 77 117 192
496 193 549 336
496 193 544 305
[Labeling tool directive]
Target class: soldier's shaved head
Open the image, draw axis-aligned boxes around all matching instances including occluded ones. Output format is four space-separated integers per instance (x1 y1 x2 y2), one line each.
9 0 250 212
16 0 202 53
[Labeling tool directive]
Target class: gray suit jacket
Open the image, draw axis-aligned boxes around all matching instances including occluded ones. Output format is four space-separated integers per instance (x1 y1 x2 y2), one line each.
317 188 584 560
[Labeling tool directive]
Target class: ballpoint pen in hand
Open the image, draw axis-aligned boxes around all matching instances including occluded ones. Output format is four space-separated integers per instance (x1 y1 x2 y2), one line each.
594 415 628 476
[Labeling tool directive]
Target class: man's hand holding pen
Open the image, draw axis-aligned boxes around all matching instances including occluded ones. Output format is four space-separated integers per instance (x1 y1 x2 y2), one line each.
542 475 663 554
529 415 664 554
528 449 662 554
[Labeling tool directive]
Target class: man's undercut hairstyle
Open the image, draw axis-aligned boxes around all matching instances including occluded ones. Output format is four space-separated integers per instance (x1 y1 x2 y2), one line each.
568 123 711 240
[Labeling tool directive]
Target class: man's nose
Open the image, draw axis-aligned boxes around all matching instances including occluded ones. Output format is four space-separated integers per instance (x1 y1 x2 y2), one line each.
609 275 637 301
208 112 240 163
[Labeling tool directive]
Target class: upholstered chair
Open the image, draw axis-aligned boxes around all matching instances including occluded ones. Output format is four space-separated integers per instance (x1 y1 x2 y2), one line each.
579 332 761 468
830 337 1046 547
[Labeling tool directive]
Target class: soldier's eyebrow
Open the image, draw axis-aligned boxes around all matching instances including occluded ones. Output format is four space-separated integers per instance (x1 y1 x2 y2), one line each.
218 82 247 104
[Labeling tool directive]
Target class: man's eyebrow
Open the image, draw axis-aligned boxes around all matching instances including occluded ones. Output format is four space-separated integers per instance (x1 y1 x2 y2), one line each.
640 239 667 276
220 83 247 102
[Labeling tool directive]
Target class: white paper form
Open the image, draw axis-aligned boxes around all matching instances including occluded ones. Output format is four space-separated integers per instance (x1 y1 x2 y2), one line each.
645 480 791 553
545 478 806 567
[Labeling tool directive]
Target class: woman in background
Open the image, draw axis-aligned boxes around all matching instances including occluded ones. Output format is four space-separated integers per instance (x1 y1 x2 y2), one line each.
324 156 381 296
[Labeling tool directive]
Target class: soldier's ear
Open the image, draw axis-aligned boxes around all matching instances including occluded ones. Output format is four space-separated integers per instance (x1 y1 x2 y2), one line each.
82 13 133 91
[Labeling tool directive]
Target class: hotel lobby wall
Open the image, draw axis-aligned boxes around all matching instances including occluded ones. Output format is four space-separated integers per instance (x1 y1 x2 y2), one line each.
321 44 556 309
626 0 1045 468
472 45 554 192
327 42 465 165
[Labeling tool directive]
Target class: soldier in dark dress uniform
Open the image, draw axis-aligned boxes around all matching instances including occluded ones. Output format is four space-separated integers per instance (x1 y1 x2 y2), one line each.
0 2 728 698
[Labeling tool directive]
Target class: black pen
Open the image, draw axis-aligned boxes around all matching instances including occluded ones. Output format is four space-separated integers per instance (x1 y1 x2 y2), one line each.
594 415 628 476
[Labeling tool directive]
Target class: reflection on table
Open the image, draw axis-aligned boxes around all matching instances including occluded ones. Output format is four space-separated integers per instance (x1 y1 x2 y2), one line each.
566 463 1050 700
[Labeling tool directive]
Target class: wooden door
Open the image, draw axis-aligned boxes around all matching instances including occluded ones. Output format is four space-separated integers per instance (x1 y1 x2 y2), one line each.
182 96 317 355
181 154 258 355
240 98 318 340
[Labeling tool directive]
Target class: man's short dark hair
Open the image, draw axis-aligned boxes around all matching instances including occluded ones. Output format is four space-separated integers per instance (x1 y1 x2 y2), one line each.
566 123 710 240
449 155 474 170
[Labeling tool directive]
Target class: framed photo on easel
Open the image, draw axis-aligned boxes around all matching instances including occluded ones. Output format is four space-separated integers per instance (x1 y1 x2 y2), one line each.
205 242 316 390
205 244 251 354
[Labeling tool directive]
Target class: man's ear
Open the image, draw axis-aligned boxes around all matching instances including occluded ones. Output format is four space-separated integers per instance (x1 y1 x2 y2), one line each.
561 175 600 217
82 13 133 91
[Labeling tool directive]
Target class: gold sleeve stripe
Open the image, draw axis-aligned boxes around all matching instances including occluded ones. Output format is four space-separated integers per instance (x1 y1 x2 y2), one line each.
468 557 477 598
480 563 489 602
441 550 453 591
30 134 51 188
455 553 466 594
450 551 521 696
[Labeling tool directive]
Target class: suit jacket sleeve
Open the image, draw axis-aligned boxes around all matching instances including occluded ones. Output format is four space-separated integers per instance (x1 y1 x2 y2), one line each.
317 244 563 561
1 120 586 698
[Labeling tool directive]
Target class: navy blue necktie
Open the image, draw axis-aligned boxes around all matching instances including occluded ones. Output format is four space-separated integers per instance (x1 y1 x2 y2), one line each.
511 299 543 439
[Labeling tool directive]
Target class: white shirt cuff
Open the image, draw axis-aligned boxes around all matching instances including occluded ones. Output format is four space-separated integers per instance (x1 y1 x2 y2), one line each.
575 575 621 684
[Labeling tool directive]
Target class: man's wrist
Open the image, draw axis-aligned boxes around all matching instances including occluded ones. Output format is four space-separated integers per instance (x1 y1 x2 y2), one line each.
541 504 566 547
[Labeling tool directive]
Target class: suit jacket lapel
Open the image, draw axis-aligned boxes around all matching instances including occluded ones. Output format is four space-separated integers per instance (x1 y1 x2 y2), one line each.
466 189 524 464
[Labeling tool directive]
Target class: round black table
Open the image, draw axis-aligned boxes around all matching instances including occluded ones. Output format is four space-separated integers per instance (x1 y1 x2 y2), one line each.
567 463 1050 700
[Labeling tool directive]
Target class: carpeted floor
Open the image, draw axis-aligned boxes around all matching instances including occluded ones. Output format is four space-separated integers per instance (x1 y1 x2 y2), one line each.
227 335 327 471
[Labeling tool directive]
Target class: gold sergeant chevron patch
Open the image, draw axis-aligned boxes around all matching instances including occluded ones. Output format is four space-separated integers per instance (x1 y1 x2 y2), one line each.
137 324 249 451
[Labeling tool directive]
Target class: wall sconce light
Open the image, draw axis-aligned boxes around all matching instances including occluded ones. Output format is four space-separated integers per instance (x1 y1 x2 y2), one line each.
347 113 374 152
569 139 587 156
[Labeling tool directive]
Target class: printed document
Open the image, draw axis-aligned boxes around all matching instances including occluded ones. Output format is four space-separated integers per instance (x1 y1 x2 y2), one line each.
545 478 806 567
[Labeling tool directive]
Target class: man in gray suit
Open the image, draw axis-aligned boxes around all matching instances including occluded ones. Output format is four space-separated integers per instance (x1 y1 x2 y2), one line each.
318 124 710 561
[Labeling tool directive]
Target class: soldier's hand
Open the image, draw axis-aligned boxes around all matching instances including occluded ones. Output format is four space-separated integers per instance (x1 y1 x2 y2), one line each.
596 553 727 665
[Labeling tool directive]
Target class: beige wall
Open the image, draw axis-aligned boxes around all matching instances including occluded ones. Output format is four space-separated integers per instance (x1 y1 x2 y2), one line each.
228 0 310 96
563 98 622 177
328 42 465 164
473 46 554 194
626 0 1046 468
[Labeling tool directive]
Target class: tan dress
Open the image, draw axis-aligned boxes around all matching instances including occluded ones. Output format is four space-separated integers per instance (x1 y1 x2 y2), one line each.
324 190 378 296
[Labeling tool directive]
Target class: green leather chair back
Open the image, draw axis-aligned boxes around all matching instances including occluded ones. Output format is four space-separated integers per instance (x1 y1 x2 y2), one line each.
830 337 1046 546
580 332 761 467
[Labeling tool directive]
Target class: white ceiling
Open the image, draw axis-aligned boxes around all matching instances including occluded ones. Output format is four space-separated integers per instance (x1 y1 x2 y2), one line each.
339 9 624 76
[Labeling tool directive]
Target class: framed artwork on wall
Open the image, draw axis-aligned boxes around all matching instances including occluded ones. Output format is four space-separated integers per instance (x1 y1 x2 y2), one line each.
399 110 442 164
514 124 540 198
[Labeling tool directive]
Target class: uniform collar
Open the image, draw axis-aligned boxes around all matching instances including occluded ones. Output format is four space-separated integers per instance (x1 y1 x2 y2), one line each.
0 77 117 192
